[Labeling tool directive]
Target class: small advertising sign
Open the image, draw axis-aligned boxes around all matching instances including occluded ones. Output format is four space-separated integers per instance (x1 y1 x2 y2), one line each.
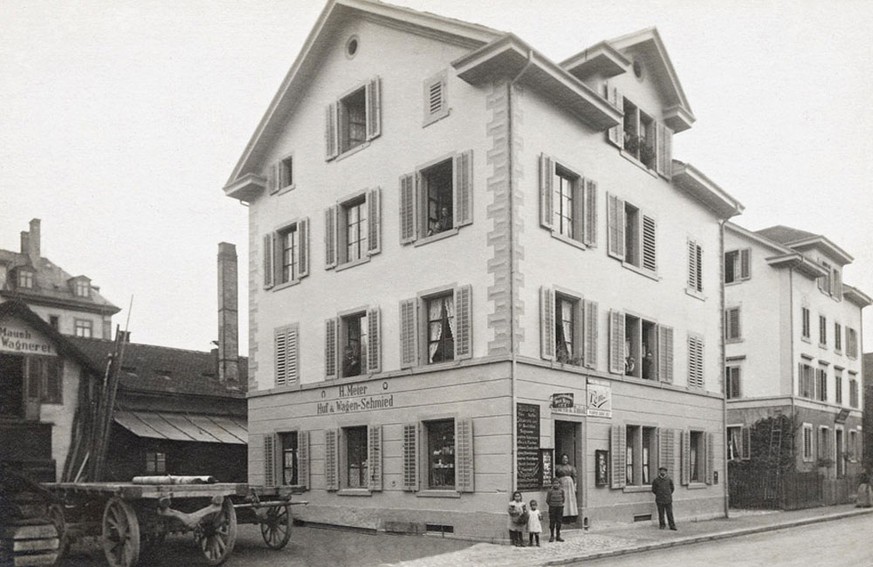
586 378 612 418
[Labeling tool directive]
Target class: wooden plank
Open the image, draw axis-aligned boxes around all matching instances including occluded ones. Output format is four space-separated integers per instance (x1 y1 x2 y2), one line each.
13 538 59 552
1 525 56 540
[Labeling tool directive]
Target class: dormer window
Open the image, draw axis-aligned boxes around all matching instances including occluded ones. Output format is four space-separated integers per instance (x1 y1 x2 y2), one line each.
17 270 34 289
604 84 673 178
818 261 842 300
75 280 90 297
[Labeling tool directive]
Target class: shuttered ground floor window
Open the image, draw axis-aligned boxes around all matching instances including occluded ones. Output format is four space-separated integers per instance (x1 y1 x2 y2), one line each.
403 418 474 493
611 425 713 488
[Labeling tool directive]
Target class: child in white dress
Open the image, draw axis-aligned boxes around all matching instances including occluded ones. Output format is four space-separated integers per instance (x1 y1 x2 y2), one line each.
527 499 543 547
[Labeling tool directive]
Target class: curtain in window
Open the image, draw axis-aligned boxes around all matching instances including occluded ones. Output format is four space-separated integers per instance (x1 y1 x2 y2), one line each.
429 296 454 363
429 300 443 363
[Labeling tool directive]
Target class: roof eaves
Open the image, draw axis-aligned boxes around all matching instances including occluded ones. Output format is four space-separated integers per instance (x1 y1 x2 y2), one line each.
670 162 744 219
783 236 853 265
765 253 828 279
843 285 872 308
725 222 793 255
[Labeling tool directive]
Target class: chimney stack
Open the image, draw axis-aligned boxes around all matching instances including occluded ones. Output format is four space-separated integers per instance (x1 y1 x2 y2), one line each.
27 219 41 266
217 242 239 384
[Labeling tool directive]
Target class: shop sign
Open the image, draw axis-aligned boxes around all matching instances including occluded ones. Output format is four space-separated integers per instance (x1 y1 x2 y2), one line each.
586 378 611 418
316 381 394 415
835 408 850 424
550 392 574 409
0 323 55 356
516 403 541 490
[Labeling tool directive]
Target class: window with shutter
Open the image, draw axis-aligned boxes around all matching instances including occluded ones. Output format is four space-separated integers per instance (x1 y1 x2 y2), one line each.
604 83 624 148
271 219 310 287
367 188 381 255
339 312 367 378
328 189 382 270
367 307 381 374
423 71 449 126
725 248 752 283
608 194 658 276
325 429 339 491
584 179 598 246
623 315 658 380
680 431 691 485
608 309 625 374
540 287 555 361
705 432 714 485
658 326 674 383
402 423 419 491
263 234 275 288
343 426 368 489
659 428 675 472
399 151 473 245
725 307 741 342
610 425 627 489
539 154 597 248
368 425 383 491
298 431 310 490
399 298 418 368
583 299 598 369
606 193 625 260
274 325 299 386
325 77 382 161
725 365 741 399
456 418 474 493
687 334 704 388
454 285 472 360
325 318 338 380
687 239 702 293
325 206 337 269
264 434 276 487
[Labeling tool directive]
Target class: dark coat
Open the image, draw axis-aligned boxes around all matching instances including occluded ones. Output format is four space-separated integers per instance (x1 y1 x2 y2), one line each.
651 474 674 504
546 486 565 508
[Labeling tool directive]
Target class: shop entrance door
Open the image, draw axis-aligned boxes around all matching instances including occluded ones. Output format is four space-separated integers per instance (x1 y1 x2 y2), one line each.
0 353 25 419
554 420 582 522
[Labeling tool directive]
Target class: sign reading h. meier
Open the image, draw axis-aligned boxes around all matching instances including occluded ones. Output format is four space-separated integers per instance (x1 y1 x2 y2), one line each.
317 381 394 415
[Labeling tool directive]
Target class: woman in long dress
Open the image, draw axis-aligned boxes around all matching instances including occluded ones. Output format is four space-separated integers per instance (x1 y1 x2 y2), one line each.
555 454 578 518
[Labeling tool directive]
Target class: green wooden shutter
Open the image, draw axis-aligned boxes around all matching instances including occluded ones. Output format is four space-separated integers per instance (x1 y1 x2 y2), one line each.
399 173 417 244
325 429 339 491
607 193 625 260
325 318 338 380
298 431 310 490
540 286 555 361
705 432 715 485
454 150 473 227
680 431 691 486
368 425 383 492
325 206 337 269
610 425 627 489
454 284 473 360
263 234 275 289
264 434 276 487
583 178 597 247
366 76 381 140
402 423 419 491
299 218 309 278
367 188 381 255
456 418 475 493
539 154 554 229
367 307 381 374
642 214 657 273
608 309 625 374
583 299 598 369
399 298 418 368
326 102 338 160
658 325 674 383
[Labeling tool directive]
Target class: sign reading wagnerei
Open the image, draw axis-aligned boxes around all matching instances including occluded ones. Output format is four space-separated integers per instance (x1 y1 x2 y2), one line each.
516 403 541 490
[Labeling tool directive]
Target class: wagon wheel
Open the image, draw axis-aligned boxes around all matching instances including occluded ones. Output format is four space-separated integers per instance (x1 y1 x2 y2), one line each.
259 504 291 549
195 498 237 566
102 497 141 567
47 503 68 566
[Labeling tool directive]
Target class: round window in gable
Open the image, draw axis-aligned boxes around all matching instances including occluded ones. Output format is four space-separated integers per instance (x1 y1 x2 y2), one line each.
633 59 643 79
346 36 359 58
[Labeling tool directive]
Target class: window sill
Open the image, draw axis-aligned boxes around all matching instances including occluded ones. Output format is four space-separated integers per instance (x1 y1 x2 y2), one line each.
272 279 302 292
272 183 296 196
619 261 659 282
818 343 828 350
417 490 461 499
622 485 652 493
330 141 371 163
414 228 459 247
685 288 706 301
801 337 811 344
550 231 588 251
619 150 659 178
335 256 371 273
338 489 372 497
423 109 451 128
686 482 708 490
725 338 743 345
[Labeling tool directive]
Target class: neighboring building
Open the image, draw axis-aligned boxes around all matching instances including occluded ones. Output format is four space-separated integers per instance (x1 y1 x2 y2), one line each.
0 218 119 339
862 352 872 472
0 300 102 482
67 337 248 483
224 0 742 540
724 223 869 478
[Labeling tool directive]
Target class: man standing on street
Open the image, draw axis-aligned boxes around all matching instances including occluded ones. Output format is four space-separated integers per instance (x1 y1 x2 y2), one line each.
652 466 677 530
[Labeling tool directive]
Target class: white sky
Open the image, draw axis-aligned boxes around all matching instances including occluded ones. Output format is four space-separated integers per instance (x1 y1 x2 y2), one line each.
2 0 872 354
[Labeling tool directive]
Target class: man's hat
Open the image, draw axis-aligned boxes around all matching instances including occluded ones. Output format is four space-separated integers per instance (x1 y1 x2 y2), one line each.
658 466 668 471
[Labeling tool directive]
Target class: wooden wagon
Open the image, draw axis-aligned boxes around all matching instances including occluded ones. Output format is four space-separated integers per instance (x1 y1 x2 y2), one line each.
45 478 301 567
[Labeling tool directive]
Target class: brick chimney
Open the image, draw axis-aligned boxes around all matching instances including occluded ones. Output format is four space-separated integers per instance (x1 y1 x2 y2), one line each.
217 242 239 384
27 219 41 266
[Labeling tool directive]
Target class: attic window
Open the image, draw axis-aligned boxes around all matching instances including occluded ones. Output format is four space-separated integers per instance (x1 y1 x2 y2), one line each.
75 280 90 297
346 36 359 58
17 270 34 289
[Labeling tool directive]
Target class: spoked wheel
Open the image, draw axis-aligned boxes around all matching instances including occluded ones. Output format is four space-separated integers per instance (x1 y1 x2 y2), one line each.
259 504 291 549
195 498 237 566
47 503 67 566
102 497 141 567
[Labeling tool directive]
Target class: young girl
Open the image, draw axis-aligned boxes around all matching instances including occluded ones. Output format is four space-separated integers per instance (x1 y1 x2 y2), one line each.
507 491 527 547
527 499 543 547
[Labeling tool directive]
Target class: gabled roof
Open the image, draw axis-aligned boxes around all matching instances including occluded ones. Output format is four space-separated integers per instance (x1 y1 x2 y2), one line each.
225 0 503 192
0 300 102 376
0 249 119 315
67 337 248 400
599 27 695 133
756 225 853 265
670 162 743 219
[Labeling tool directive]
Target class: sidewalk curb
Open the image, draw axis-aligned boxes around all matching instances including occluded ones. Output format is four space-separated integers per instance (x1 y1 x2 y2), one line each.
544 508 873 566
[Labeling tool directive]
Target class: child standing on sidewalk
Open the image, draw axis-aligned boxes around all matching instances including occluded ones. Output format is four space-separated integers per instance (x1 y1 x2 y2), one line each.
546 478 565 542
527 499 543 547
508 491 527 547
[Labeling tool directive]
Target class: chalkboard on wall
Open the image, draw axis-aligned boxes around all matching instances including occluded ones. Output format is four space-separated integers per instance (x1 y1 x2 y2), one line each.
516 403 541 490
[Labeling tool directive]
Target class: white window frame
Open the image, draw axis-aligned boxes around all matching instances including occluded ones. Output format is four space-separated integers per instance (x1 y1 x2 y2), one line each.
400 151 473 246
727 425 751 461
818 315 827 347
834 322 842 353
17 270 34 289
801 306 811 341
539 154 598 249
325 77 381 160
724 248 751 284
325 188 382 271
802 423 814 462
818 426 831 463
725 306 742 342
725 365 741 399
607 193 657 278
74 318 93 338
